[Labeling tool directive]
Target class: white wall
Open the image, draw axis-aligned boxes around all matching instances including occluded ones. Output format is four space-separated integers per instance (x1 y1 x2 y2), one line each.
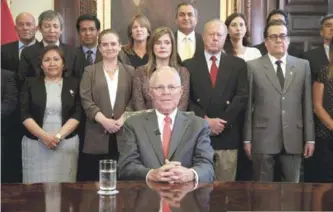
8 0 54 40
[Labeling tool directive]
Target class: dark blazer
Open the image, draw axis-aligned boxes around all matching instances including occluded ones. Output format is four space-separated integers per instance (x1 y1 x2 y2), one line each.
18 42 76 83
303 45 329 82
254 42 304 58
73 46 102 78
80 61 135 154
20 76 81 140
1 41 19 73
175 32 204 65
183 53 249 150
1 69 18 119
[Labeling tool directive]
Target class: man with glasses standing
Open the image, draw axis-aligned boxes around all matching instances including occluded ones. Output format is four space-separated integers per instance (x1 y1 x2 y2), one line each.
244 20 315 182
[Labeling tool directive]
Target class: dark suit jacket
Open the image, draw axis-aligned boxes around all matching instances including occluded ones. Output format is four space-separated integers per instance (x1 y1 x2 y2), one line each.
303 45 329 82
18 42 76 84
20 76 81 140
118 110 215 183
80 61 135 154
183 53 248 150
1 69 18 119
1 41 19 73
175 32 204 65
73 46 102 78
254 42 304 58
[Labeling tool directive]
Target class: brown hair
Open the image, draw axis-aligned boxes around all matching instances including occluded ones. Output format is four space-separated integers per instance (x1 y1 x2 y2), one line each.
98 28 120 45
145 27 178 76
328 38 333 79
123 14 151 55
39 45 67 76
224 12 251 55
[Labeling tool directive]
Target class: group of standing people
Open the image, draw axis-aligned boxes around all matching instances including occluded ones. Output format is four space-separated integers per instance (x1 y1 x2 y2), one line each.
1 2 332 184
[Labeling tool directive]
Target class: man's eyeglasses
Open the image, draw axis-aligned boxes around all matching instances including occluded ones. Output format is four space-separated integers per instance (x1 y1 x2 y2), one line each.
150 85 181 93
267 33 289 41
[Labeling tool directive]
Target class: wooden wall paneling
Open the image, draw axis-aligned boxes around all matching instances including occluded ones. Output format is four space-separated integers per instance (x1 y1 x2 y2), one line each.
54 0 97 46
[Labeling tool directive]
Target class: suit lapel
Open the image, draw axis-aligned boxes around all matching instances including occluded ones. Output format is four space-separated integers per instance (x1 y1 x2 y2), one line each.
95 49 102 63
144 111 164 165
167 111 189 159
95 62 114 117
197 55 213 93
37 77 47 115
262 55 283 94
112 63 126 117
283 56 296 94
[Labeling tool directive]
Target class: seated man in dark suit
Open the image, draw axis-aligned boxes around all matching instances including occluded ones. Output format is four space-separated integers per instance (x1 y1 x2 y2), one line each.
73 14 102 78
118 66 214 183
1 12 38 73
174 2 204 65
253 9 303 58
19 10 76 85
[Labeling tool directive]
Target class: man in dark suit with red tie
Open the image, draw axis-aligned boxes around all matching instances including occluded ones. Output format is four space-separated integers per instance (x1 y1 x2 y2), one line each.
183 19 248 181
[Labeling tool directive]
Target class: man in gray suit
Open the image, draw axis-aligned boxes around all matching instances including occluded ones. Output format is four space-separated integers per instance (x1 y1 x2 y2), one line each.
118 66 214 183
244 20 315 182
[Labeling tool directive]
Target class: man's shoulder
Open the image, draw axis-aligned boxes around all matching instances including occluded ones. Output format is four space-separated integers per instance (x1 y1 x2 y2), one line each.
1 41 18 50
303 46 324 58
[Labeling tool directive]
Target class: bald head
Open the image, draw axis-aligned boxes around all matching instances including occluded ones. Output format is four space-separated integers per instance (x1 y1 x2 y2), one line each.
149 66 183 114
149 66 181 87
203 19 227 54
15 12 37 44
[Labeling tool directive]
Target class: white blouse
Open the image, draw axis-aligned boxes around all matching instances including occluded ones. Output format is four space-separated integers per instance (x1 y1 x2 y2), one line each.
237 47 262 61
103 68 119 109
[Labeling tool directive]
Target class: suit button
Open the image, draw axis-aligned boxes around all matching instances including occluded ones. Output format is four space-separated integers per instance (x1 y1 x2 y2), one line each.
226 101 230 105
282 110 285 115
282 97 285 100
197 99 200 102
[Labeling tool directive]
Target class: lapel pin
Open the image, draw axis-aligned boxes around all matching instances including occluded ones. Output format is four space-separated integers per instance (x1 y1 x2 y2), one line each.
290 72 293 75
226 101 230 105
69 90 74 97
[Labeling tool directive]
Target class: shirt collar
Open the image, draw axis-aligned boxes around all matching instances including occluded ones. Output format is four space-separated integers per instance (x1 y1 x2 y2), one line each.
82 45 97 54
267 53 287 66
204 50 222 63
18 39 36 49
155 108 178 124
42 40 60 47
177 30 195 42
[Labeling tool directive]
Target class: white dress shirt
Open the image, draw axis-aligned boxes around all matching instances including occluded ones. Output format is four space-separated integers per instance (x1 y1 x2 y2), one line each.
267 53 287 77
103 68 119 109
204 50 222 72
42 40 60 47
324 44 329 60
177 30 196 61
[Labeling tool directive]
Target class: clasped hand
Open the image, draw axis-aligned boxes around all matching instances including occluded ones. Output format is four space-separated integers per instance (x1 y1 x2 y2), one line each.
102 116 124 134
147 160 195 184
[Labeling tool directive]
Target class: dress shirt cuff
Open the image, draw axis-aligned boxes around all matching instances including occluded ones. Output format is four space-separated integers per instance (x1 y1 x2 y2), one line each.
306 141 315 144
243 141 251 144
146 169 154 182
190 168 199 189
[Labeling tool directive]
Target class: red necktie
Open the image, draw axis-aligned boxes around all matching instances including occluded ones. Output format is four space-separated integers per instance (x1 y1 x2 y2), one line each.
210 56 218 87
162 116 172 159
162 200 171 212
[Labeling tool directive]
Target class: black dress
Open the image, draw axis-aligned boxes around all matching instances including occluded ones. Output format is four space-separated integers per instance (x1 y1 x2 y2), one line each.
315 68 333 182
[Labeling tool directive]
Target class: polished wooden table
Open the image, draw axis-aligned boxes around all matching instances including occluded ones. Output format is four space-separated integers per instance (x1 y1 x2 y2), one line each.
2 181 333 211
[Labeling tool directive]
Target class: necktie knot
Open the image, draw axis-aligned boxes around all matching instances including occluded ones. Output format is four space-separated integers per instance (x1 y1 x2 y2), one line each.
211 56 217 62
164 116 171 124
87 50 93 55
275 60 282 66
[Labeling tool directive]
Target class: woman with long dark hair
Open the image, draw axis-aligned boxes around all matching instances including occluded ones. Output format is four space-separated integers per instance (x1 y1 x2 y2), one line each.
224 12 261 61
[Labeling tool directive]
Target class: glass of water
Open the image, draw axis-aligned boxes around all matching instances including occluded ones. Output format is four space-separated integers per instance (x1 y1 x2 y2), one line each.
98 159 118 195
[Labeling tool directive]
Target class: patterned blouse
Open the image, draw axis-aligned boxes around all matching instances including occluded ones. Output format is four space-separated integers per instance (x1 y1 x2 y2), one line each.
132 65 189 111
315 68 333 139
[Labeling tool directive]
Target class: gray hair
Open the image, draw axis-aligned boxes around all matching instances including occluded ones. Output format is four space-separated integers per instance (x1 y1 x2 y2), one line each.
38 10 64 29
204 19 227 35
149 66 181 87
